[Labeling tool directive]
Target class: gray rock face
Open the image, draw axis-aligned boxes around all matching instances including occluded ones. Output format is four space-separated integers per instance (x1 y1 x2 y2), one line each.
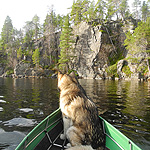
71 22 102 78
70 21 127 79
0 64 5 76
14 61 30 77
13 62 55 78
117 60 128 79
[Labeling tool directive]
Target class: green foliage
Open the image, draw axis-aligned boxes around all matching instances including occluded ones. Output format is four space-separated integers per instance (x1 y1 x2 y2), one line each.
17 46 22 60
0 1 149 75
83 0 96 22
106 0 116 20
6 68 14 75
32 15 41 40
59 15 74 72
23 21 34 50
137 64 148 75
71 0 83 25
106 63 117 77
124 18 150 59
68 69 78 76
32 48 40 67
122 65 132 77
56 14 64 30
1 16 13 44
141 1 149 22
126 56 140 64
119 0 130 19
95 0 106 19
132 0 141 19
70 0 131 24
109 49 124 65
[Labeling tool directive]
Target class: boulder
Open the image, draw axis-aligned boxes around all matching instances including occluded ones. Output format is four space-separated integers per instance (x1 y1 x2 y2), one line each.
25 68 44 77
25 68 34 77
44 69 54 77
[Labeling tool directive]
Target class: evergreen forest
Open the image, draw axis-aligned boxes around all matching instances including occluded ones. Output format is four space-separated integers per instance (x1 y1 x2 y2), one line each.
0 0 150 79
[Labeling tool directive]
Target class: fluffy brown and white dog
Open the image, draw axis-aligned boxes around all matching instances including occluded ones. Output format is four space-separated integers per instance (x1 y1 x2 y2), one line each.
58 72 105 150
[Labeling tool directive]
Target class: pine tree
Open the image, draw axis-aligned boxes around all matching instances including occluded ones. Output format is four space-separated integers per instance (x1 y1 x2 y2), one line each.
0 16 13 65
124 18 150 73
17 46 22 61
81 0 90 21
132 0 141 20
106 0 116 20
71 0 90 25
32 48 40 67
1 16 13 44
43 6 58 64
56 14 64 31
59 15 74 72
84 0 96 22
95 0 106 19
141 1 149 22
119 0 130 20
32 15 41 41
23 21 34 50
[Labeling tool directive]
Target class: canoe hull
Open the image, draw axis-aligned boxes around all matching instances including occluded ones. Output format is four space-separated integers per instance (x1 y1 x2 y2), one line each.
16 108 141 150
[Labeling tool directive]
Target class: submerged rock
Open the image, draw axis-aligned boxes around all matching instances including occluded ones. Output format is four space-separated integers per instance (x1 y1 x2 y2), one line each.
19 108 34 113
0 107 4 112
0 130 26 150
3 117 36 127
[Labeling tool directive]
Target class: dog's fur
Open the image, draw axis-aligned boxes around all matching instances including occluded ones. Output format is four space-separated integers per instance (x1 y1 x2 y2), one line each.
58 72 105 150
67 145 94 150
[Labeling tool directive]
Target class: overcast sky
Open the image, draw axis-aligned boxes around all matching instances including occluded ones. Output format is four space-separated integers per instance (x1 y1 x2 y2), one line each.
0 0 73 32
0 0 137 33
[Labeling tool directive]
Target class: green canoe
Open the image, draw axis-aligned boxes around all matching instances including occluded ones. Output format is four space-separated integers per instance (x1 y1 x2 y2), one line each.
16 108 141 150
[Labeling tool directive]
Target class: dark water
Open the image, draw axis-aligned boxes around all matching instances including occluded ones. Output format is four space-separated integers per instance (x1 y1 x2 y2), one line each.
0 78 149 150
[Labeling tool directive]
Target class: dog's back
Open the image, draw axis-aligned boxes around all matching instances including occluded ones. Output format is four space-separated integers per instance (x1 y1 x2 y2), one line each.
58 72 105 149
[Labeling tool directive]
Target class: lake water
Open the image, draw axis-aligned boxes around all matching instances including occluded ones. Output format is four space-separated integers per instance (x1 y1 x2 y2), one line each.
0 78 150 150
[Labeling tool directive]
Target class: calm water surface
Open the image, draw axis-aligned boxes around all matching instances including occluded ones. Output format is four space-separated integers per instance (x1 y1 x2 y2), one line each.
0 78 150 150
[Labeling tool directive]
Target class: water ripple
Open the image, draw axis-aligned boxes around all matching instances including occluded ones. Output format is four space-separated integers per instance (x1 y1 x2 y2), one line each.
0 100 6 103
19 108 34 113
0 107 3 112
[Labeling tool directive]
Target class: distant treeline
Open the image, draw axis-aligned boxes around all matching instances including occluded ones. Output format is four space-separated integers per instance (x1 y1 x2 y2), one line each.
0 0 150 74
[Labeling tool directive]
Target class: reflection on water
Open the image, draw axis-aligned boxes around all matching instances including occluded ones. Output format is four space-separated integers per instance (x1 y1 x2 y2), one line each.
79 79 150 150
0 78 59 150
0 78 150 150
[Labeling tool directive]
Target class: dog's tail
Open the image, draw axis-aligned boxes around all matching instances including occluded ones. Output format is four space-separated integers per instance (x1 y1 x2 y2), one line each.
66 145 94 150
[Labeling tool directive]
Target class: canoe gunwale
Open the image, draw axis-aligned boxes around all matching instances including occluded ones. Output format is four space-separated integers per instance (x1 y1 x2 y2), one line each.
25 117 62 149
101 120 124 150
100 116 142 150
16 109 62 150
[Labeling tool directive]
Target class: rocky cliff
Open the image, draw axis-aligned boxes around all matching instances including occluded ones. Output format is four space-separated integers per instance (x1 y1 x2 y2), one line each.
69 20 127 79
1 18 149 80
68 18 149 80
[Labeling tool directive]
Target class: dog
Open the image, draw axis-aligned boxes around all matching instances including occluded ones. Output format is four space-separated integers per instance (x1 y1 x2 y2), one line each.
58 72 105 150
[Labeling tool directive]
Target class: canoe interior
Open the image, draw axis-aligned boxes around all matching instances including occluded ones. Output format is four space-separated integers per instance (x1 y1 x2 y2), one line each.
35 120 69 150
16 108 141 150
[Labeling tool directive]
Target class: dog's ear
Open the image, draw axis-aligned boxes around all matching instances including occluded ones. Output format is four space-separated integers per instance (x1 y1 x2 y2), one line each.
58 71 63 81
69 72 76 78
69 72 78 83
